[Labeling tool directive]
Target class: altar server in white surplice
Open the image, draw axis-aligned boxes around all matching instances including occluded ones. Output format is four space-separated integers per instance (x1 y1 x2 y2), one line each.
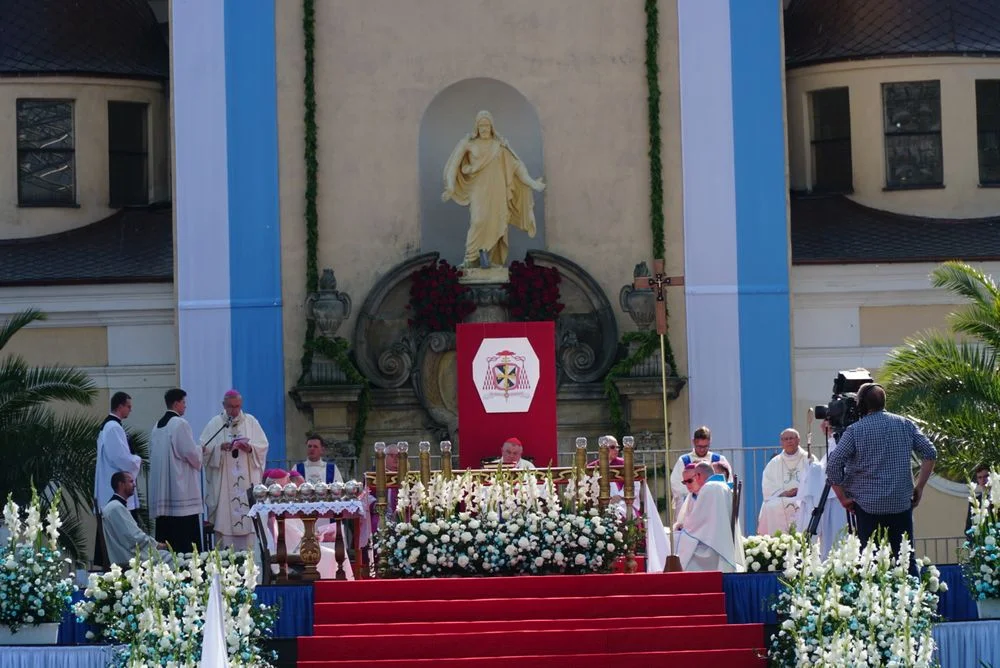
757 429 816 535
201 390 268 550
95 392 141 513
149 388 203 552
102 471 168 566
676 463 745 573
796 422 849 557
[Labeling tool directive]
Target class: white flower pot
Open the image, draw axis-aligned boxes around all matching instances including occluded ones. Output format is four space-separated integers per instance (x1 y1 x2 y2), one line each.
0 622 60 645
977 599 1000 619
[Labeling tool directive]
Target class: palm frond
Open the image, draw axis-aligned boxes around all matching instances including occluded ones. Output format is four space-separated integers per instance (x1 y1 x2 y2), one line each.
931 262 1000 308
881 334 1000 409
0 309 44 352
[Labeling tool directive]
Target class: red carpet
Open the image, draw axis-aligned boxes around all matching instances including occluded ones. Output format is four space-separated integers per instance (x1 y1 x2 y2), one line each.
299 572 766 667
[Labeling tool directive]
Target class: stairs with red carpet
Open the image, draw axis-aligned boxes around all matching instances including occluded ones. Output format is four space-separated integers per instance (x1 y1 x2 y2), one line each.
297 572 767 667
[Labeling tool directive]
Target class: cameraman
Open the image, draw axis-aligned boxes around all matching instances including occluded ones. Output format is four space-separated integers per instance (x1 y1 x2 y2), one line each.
825 383 936 572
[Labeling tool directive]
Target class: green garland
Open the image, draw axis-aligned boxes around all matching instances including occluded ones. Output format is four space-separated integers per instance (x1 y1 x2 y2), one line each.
296 0 368 452
309 337 371 456
299 0 319 382
645 0 665 259
602 0 679 437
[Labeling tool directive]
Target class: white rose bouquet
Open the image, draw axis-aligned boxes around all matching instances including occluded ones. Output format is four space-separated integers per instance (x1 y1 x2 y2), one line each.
961 467 1000 602
74 548 277 667
0 487 76 632
770 532 944 667
378 470 628 577
742 530 799 573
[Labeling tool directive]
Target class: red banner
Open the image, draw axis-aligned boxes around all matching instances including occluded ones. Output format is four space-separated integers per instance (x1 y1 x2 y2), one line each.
455 321 557 469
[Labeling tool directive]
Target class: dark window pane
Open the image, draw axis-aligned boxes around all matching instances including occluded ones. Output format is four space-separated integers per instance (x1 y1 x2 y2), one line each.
812 88 851 141
976 81 1000 184
883 81 941 134
108 102 149 205
810 87 852 193
884 134 943 187
110 154 149 206
16 99 75 205
18 150 76 204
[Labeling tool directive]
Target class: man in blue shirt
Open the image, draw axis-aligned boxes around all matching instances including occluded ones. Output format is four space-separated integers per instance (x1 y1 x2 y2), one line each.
826 383 936 573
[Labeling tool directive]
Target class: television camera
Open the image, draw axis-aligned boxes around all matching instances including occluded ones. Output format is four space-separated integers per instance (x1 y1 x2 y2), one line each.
804 368 874 538
812 368 875 439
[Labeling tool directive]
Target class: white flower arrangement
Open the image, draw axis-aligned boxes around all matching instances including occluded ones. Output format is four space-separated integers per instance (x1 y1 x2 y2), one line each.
0 487 76 632
770 533 944 667
74 549 277 667
961 467 1000 601
378 470 630 577
742 530 799 573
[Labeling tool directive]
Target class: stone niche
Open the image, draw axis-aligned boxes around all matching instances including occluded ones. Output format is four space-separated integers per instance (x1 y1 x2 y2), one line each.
293 251 685 466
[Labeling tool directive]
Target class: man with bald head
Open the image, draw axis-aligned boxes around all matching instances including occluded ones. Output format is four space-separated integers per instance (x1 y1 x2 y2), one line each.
200 390 269 549
675 462 744 572
826 383 936 573
757 428 815 535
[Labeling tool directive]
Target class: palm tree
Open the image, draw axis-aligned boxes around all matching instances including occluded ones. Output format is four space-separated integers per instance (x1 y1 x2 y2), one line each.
880 262 1000 481
0 309 147 561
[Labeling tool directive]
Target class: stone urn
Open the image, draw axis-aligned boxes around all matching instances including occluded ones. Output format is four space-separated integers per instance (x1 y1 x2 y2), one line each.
619 262 655 331
306 269 352 339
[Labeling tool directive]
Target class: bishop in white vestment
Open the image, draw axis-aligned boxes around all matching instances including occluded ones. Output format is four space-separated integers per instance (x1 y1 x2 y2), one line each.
201 390 268 550
757 429 815 535
675 463 745 572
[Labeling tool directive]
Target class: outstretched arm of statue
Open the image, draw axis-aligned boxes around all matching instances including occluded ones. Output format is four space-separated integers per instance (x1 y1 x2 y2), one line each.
513 157 545 192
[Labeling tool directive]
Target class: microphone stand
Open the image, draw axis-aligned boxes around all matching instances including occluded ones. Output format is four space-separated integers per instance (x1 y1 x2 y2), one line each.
203 416 234 453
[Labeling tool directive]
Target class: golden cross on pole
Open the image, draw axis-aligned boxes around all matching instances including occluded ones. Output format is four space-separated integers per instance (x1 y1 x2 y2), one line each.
634 259 685 573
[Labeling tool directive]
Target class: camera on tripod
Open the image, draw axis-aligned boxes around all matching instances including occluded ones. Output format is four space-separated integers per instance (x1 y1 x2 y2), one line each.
813 368 874 438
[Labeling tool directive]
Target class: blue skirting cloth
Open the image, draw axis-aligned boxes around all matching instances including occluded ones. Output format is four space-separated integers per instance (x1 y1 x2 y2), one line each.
934 621 1000 668
0 645 118 667
722 564 976 625
58 585 314 643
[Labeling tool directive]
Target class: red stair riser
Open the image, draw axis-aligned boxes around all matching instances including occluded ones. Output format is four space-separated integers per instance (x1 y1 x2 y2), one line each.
313 592 725 624
312 613 728 636
297 624 763 661
312 571 721 603
297 647 767 668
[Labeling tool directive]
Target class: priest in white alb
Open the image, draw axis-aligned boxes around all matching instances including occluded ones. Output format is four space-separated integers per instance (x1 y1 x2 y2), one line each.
675 462 745 572
796 421 849 557
757 428 815 535
200 390 268 550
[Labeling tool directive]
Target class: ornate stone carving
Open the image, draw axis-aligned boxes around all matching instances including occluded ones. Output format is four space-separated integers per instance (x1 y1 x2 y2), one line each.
526 250 618 384
619 262 655 331
354 253 438 389
306 269 352 339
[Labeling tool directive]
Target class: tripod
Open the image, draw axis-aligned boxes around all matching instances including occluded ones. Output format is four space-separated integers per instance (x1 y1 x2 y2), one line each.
803 432 856 539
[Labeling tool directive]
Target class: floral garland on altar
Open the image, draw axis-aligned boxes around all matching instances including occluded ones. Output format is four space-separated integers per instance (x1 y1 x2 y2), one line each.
770 533 944 667
0 488 75 632
378 470 629 577
74 549 277 667
961 467 1000 601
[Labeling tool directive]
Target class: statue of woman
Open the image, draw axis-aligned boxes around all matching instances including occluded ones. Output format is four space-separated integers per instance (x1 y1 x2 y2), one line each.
442 110 545 267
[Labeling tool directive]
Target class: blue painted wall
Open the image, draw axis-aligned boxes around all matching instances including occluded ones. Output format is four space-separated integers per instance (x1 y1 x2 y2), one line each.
729 1 793 534
224 0 286 460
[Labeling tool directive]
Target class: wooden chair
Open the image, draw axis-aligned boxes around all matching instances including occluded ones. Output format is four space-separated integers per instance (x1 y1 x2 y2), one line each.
93 497 110 571
247 488 304 584
730 474 743 539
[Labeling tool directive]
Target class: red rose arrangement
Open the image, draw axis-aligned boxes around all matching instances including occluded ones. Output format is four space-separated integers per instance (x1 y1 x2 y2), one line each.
407 259 476 332
504 257 565 321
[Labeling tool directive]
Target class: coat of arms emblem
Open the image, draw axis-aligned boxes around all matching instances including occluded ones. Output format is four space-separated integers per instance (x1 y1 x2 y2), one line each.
481 349 532 399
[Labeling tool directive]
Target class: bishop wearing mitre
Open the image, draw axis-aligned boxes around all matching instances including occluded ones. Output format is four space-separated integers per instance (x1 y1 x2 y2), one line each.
200 390 268 549
757 428 815 535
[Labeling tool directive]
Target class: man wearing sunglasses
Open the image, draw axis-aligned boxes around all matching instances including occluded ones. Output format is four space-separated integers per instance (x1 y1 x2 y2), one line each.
675 462 745 572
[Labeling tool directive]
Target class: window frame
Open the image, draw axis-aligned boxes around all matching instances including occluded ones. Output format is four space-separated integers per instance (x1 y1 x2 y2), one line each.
16 98 77 207
107 101 151 207
881 80 944 190
975 79 1000 186
808 86 854 194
